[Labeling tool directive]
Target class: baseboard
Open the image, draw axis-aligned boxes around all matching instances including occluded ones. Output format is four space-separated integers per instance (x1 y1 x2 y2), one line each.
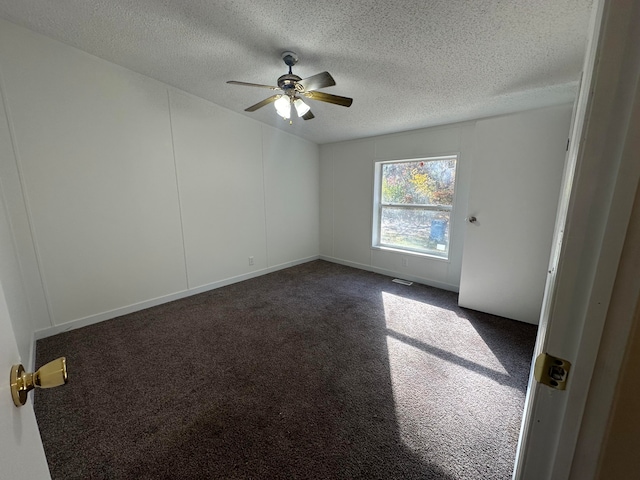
319 255 459 293
186 256 319 296
34 255 320 340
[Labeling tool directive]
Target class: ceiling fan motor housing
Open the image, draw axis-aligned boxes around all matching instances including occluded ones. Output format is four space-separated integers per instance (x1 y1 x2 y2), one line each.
277 73 302 96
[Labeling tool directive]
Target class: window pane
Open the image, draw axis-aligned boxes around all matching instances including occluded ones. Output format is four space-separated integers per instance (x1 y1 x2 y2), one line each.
381 159 456 206
380 207 450 257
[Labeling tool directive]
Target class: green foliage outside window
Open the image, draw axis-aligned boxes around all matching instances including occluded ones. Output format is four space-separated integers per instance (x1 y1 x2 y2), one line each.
381 159 455 206
377 157 457 258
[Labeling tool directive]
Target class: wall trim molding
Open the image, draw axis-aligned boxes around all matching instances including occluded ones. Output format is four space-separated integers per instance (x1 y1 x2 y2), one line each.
34 255 320 341
319 255 459 293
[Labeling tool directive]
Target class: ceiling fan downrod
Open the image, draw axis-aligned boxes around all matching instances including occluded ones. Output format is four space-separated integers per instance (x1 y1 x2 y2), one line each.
281 51 298 75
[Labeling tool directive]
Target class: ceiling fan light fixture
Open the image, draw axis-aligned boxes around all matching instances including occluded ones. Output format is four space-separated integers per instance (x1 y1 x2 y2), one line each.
274 95 291 119
228 51 352 122
293 98 311 117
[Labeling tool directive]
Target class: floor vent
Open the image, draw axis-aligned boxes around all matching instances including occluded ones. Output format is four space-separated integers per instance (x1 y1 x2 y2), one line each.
392 278 413 286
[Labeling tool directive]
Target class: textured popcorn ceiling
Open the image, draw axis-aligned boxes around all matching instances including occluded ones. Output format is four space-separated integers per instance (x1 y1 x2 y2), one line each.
0 0 594 144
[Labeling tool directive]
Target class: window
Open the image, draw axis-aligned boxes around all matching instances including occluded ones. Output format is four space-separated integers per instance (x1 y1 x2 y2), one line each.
373 155 457 259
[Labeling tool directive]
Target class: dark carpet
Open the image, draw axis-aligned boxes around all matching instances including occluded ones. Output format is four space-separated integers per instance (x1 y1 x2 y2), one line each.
35 260 537 479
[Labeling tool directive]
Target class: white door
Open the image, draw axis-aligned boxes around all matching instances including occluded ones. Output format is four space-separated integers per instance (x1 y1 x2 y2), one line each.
515 0 640 477
0 285 51 479
458 104 572 324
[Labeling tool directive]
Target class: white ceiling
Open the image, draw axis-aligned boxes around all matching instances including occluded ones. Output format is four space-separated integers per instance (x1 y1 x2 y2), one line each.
0 0 594 144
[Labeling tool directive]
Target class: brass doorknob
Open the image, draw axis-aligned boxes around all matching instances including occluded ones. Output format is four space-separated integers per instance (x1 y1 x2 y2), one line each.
10 357 68 407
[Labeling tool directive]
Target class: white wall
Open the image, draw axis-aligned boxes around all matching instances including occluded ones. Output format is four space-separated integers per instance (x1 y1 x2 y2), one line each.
168 90 319 287
0 19 320 338
169 91 267 287
459 105 572 323
320 106 570 298
320 122 475 291
262 127 320 267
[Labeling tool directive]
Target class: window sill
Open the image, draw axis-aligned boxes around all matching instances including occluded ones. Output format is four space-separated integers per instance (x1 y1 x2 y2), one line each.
371 245 451 263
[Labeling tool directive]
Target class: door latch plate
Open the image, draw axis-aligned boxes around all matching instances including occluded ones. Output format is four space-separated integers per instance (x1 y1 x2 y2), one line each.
534 353 571 390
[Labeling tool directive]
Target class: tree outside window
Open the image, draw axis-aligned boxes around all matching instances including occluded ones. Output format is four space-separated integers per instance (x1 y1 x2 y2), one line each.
374 156 457 259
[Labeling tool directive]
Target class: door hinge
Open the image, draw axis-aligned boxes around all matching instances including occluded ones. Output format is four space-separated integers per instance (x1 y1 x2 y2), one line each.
534 353 571 390
567 138 570 151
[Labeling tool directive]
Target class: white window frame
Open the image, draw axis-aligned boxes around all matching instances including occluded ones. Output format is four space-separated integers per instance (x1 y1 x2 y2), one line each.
372 154 458 260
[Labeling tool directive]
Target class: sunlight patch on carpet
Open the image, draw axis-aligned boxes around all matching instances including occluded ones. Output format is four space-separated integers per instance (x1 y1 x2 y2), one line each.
381 291 508 376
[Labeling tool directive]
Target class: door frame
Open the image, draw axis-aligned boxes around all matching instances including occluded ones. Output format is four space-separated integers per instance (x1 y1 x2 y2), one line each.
514 0 640 478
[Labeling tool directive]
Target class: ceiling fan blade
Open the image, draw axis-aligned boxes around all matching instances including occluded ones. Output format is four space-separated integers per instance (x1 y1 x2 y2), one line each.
297 72 336 92
245 95 280 112
302 110 315 120
303 91 353 107
227 80 281 91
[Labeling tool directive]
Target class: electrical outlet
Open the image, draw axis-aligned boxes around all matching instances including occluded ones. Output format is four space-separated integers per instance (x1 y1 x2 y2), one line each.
402 257 409 267
249 256 254 266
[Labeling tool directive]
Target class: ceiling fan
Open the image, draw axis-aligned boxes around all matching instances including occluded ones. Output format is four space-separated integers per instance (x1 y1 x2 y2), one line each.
227 51 353 123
